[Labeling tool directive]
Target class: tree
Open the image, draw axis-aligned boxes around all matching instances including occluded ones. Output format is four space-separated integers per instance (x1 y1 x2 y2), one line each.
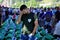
0 0 3 3
11 0 60 8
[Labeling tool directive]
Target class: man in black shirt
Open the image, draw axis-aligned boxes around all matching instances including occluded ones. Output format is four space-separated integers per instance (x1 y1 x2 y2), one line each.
16 5 38 40
0 12 2 28
0 6 2 28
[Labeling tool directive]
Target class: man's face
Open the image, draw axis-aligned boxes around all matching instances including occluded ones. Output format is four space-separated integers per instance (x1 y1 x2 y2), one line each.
23 8 30 14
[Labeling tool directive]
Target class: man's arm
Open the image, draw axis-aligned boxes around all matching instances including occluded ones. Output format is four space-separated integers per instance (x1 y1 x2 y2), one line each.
28 19 38 37
32 19 38 35
32 13 38 35
16 12 23 24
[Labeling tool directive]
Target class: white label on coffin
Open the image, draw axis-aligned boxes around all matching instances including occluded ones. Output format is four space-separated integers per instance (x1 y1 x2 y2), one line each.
28 19 31 23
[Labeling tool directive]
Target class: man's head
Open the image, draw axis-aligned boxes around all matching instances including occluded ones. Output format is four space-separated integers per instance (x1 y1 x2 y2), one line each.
20 4 30 14
55 11 60 22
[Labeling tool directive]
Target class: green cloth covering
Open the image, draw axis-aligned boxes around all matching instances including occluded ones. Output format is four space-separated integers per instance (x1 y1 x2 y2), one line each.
44 34 54 40
0 33 4 39
6 33 13 38
35 32 42 38
40 30 46 36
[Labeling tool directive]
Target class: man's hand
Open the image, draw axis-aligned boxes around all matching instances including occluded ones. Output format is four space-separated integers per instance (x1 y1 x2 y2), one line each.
16 11 23 24
28 19 38 37
28 33 33 38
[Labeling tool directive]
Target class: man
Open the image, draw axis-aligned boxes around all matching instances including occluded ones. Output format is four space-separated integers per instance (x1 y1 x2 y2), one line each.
0 6 1 23
16 5 38 40
0 6 2 28
54 7 60 39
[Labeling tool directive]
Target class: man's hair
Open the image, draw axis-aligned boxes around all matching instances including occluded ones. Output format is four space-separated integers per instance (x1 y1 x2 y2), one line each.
20 4 27 11
55 11 60 21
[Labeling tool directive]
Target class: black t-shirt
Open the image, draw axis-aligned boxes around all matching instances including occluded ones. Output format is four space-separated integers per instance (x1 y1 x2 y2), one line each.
0 13 2 25
21 12 35 33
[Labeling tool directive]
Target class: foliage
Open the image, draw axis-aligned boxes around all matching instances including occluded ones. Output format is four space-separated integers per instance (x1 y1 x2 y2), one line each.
11 0 60 8
0 0 3 3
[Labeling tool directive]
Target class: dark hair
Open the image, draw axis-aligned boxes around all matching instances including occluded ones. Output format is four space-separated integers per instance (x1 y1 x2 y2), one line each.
20 5 27 11
55 11 60 21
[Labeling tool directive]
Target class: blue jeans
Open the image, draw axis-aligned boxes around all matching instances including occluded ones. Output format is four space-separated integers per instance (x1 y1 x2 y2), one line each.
21 34 36 40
